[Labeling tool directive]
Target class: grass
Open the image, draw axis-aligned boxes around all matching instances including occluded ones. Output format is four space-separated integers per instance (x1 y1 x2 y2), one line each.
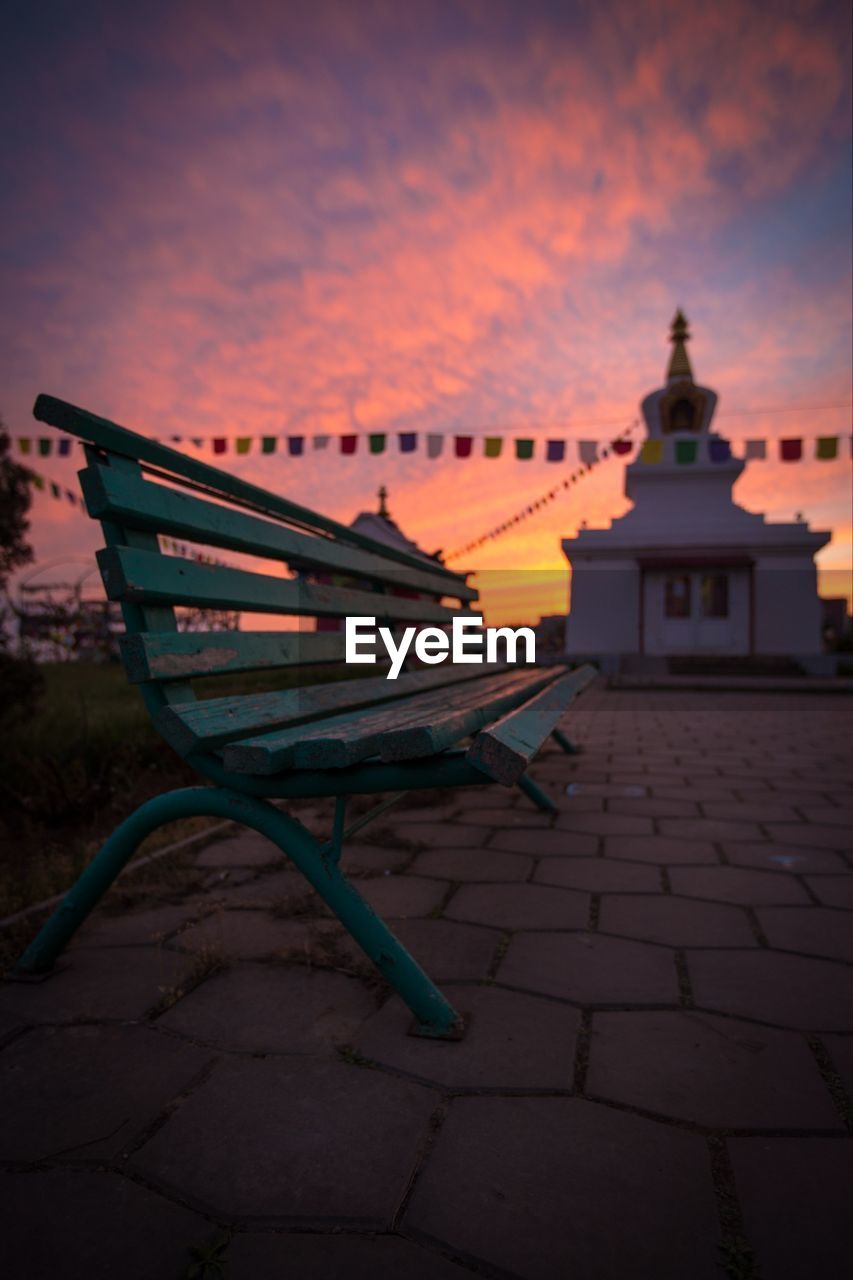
0 658 364 921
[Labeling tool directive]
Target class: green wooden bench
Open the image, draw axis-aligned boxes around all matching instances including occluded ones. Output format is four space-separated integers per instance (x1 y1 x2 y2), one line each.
14 395 596 1038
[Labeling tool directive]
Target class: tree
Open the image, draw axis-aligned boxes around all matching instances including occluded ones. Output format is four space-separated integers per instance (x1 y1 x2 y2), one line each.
0 415 41 720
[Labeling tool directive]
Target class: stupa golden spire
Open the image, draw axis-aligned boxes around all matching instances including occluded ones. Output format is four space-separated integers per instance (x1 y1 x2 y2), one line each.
667 309 694 382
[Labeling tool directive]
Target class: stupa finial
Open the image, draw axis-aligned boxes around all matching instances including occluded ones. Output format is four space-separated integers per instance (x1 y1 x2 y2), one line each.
667 308 693 382
377 484 389 518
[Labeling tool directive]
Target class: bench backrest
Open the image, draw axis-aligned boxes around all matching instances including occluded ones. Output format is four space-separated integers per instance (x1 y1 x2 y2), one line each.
34 395 478 728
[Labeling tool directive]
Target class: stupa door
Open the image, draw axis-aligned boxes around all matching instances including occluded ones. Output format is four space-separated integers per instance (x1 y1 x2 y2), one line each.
643 568 750 655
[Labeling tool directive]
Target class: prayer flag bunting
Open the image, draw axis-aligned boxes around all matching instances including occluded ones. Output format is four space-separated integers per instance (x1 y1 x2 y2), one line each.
58 438 72 456
213 438 227 455
744 439 766 460
369 433 386 455
398 432 417 453
484 437 502 458
261 436 277 454
235 437 251 455
314 435 330 449
426 434 444 459
578 440 598 464
19 439 31 455
515 439 534 460
780 438 802 462
340 435 357 455
640 440 663 463
32 473 44 490
816 436 838 460
288 436 304 456
675 440 698 464
612 440 633 455
546 440 565 462
50 482 60 498
455 436 473 458
709 439 731 462
38 438 51 456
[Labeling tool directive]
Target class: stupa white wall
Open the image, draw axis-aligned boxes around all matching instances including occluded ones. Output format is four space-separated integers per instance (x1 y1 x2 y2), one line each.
562 313 830 670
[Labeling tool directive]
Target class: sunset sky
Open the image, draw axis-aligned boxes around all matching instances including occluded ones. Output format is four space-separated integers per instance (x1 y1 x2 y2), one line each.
3 0 851 623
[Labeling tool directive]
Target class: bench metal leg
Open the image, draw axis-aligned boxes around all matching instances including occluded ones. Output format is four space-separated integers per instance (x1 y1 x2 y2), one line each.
552 728 581 755
517 773 557 815
12 785 464 1040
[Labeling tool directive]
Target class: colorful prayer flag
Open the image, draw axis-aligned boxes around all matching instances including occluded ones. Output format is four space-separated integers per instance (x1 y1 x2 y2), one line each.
261 436 277 454
578 440 598 464
744 439 766 460
640 440 663 463
815 436 838 460
369 433 386 455
235 437 251 455
340 435 357 455
780 438 802 462
19 439 31 455
675 439 698 464
515 439 534 460
398 433 417 453
612 440 633 455
50 482 60 498
31 473 44 490
213 438 227 454
58 438 72 456
313 435 330 450
546 440 565 462
708 439 731 462
455 436 473 458
426 435 444 459
288 436 304 456
38 438 51 457
484 437 502 458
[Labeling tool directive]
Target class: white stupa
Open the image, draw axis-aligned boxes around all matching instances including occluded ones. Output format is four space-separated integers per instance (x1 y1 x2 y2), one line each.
562 311 830 671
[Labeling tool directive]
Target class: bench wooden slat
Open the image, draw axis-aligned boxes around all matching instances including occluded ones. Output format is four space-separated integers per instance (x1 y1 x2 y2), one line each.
120 630 349 681
97 544 471 625
36 394 471 586
466 664 597 784
158 662 507 755
224 666 551 772
377 666 560 762
82 464 476 602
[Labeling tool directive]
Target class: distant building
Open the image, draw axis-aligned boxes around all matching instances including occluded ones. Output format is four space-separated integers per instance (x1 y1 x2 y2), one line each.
562 312 831 672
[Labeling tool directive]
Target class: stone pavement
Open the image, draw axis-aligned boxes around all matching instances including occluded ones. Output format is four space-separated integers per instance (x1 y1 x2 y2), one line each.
1 687 852 1279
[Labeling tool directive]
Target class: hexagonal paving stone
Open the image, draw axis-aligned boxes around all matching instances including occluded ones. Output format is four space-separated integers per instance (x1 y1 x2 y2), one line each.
0 946 193 1024
729 1138 853 1280
356 985 579 1089
455 807 552 828
75 903 198 949
3 1169 209 1280
229 1233 471 1278
488 828 599 857
599 895 755 947
765 823 853 851
157 963 375 1053
340 843 413 874
196 833 281 868
446 882 588 930
132 1056 436 1222
498 932 679 1005
668 866 811 905
658 817 763 843
405 1096 720 1280
409 847 533 882
0 1025 211 1160
389 919 500 981
556 811 655 837
601 835 718 865
722 842 847 873
170 909 324 959
393 822 484 848
227 868 316 908
688 950 853 1031
756 906 853 963
586 1010 841 1129
534 856 660 893
355 875 448 918
803 874 853 907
